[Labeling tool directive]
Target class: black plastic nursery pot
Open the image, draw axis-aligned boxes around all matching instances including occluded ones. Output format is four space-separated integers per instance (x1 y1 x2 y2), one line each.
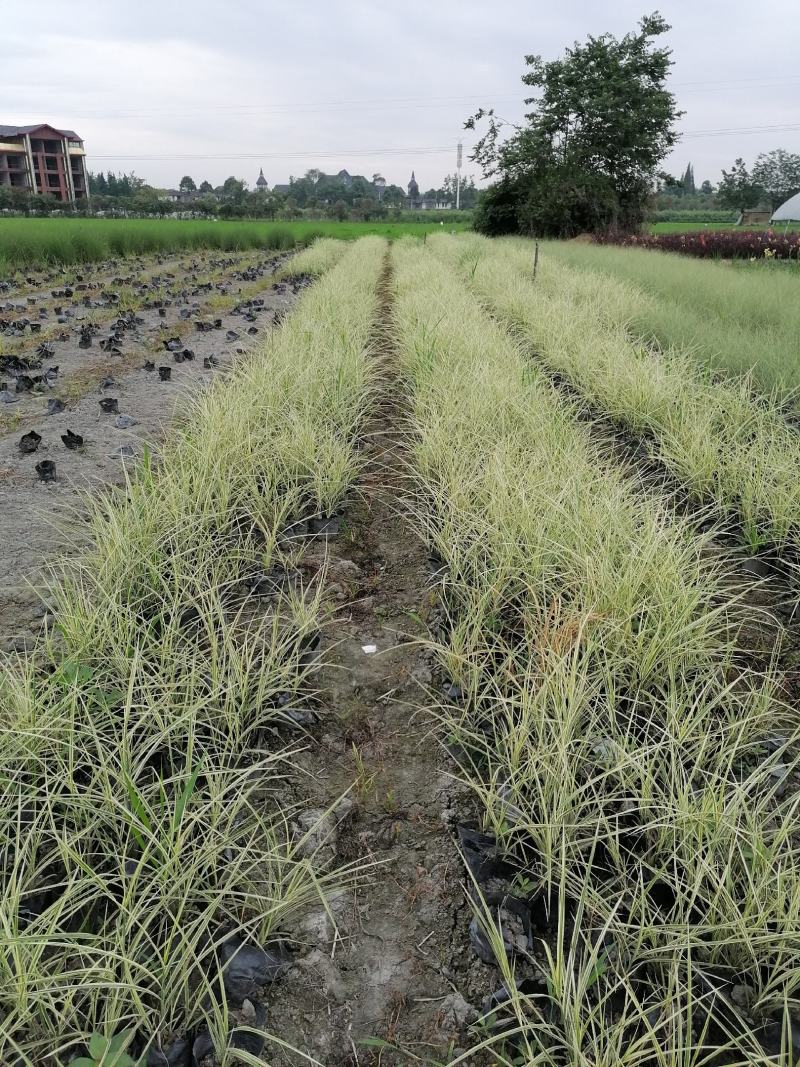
15 373 41 393
19 430 42 454
35 460 56 482
309 513 341 537
61 429 84 450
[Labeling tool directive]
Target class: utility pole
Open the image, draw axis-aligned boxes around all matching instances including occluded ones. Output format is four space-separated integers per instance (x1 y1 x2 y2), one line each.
456 142 463 210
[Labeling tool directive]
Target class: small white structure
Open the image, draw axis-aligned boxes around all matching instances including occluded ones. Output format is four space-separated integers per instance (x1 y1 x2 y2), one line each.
771 192 800 223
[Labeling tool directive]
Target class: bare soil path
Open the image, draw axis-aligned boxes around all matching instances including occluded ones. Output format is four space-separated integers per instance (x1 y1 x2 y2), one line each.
268 250 483 1065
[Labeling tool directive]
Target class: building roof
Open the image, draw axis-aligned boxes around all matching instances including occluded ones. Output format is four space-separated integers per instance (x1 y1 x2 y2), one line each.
772 192 800 222
256 167 268 187
272 184 291 195
0 123 82 140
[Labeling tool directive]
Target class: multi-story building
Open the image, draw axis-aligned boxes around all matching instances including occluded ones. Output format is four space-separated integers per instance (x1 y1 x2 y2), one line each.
0 124 89 202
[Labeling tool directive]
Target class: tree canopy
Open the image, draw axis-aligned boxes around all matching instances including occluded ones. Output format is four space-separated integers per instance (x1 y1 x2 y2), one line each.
468 12 681 236
716 158 766 211
88 171 146 198
752 149 800 209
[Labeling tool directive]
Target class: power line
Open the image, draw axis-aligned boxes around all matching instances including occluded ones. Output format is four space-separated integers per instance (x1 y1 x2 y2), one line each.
672 74 800 88
681 123 800 139
89 144 469 162
89 119 800 163
6 73 800 124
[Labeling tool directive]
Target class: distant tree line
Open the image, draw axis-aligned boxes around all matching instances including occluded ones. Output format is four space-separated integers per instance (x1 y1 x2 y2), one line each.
715 150 800 211
652 150 800 213
1 166 477 221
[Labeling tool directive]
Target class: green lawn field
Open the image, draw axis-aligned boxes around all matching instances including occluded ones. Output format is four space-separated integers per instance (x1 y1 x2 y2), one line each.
0 216 470 271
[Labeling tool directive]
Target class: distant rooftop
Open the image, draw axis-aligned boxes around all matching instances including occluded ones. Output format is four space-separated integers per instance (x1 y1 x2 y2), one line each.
0 123 82 140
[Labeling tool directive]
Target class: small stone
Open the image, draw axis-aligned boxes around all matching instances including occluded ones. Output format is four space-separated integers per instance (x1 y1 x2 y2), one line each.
437 992 478 1030
412 665 433 686
296 907 336 946
294 809 337 859
239 998 257 1026
293 949 347 1004
115 414 139 429
334 796 356 822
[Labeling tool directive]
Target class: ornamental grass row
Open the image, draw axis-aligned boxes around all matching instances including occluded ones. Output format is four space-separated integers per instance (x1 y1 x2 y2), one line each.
0 238 385 1064
392 237 800 1065
434 233 800 558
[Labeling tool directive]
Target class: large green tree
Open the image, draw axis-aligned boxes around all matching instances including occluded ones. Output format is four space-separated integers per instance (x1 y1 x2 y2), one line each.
467 12 682 236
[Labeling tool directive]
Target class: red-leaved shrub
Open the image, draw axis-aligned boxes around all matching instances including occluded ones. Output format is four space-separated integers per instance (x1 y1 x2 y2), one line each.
595 229 800 260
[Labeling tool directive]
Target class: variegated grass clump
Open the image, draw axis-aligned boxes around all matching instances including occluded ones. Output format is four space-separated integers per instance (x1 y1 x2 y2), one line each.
274 237 349 280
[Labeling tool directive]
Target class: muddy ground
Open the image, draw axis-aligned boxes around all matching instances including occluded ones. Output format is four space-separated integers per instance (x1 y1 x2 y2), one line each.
0 247 302 652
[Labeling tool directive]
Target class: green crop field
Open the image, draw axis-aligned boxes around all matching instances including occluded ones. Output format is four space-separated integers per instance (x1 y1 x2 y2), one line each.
0 216 470 272
650 220 741 233
649 220 799 234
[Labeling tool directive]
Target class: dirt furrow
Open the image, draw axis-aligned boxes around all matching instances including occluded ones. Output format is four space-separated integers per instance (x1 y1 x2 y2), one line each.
268 249 478 1065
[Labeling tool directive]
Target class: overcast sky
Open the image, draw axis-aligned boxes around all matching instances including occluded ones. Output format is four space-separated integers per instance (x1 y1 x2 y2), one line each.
3 1 799 192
